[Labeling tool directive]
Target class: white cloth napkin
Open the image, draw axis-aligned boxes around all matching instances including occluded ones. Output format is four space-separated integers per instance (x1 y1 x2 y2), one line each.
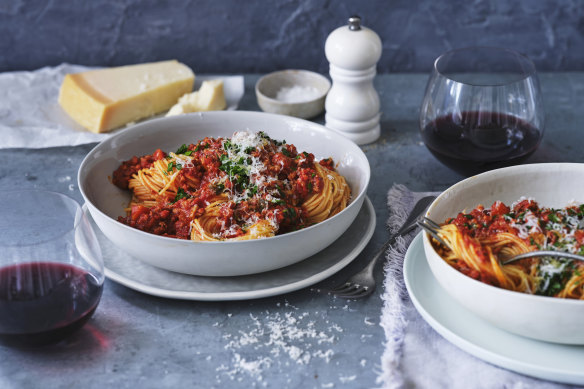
0 64 245 149
378 184 574 389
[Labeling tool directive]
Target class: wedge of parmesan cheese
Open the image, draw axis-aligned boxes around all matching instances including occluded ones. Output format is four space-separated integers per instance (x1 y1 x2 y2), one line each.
166 79 226 116
59 60 195 133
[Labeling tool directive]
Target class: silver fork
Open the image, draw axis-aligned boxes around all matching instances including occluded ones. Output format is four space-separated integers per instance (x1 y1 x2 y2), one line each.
417 216 584 265
329 195 436 299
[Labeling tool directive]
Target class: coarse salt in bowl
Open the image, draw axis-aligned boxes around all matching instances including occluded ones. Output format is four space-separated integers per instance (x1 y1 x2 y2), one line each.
276 85 322 103
255 70 331 119
78 111 370 277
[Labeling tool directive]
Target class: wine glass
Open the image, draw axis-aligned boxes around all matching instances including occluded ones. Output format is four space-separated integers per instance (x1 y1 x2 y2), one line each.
419 47 544 176
0 190 104 346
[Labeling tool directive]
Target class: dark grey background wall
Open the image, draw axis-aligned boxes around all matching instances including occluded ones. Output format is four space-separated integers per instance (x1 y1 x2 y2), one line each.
2 0 584 74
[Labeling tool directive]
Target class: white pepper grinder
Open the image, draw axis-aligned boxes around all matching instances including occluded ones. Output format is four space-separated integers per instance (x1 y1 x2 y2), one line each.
324 15 382 144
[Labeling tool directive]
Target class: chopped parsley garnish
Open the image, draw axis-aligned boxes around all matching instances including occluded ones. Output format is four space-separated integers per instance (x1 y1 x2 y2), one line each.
167 161 182 172
172 188 191 203
176 144 188 154
218 152 253 196
223 140 241 153
283 207 297 218
258 131 285 146
214 183 225 194
536 258 575 296
548 213 560 223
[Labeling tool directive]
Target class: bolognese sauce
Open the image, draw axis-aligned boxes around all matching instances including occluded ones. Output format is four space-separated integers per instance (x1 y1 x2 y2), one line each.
112 131 351 241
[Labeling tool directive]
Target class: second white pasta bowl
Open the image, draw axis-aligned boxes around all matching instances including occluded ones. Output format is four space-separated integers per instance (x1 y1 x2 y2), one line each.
78 111 370 276
422 163 584 344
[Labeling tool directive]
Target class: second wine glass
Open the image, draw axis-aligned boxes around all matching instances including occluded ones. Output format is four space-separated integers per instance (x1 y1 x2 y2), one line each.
419 47 544 176
0 190 104 346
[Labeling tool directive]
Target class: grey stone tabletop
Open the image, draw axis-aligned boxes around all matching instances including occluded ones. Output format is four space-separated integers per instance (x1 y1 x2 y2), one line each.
0 73 582 389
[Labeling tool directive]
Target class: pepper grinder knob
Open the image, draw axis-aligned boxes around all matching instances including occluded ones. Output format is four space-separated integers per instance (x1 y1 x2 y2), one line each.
348 15 361 31
324 16 382 144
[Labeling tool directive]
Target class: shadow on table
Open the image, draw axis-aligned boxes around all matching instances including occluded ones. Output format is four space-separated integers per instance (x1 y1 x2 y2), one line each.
0 320 113 357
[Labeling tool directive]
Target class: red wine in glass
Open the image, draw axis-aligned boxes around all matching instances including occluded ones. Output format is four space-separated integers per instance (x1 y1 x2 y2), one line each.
419 48 544 176
0 262 103 346
421 111 542 176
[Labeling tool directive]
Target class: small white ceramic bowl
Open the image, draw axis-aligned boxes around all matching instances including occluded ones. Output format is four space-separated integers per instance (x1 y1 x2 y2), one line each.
422 163 584 344
78 111 369 277
255 70 331 119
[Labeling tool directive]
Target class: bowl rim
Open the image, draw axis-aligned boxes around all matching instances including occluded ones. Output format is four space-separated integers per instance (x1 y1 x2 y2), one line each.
424 162 584 306
78 111 370 246
255 69 331 105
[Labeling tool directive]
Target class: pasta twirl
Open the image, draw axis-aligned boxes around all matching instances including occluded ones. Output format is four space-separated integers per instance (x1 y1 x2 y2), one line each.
431 198 584 299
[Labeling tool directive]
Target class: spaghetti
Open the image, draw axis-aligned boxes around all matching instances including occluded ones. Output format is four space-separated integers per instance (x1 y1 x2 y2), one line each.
431 197 584 299
112 131 351 241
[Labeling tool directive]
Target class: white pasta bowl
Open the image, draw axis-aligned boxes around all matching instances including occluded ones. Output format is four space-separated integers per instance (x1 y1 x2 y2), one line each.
422 163 584 344
78 111 370 276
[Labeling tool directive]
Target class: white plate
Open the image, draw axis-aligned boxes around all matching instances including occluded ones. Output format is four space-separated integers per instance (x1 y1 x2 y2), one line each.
79 111 370 276
404 233 584 385
94 197 375 301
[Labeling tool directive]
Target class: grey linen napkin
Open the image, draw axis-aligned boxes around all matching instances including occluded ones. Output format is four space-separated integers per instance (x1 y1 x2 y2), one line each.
377 184 572 389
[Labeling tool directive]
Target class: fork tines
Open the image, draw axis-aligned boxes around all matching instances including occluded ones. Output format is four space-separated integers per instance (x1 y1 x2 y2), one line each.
416 217 449 248
329 282 372 299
